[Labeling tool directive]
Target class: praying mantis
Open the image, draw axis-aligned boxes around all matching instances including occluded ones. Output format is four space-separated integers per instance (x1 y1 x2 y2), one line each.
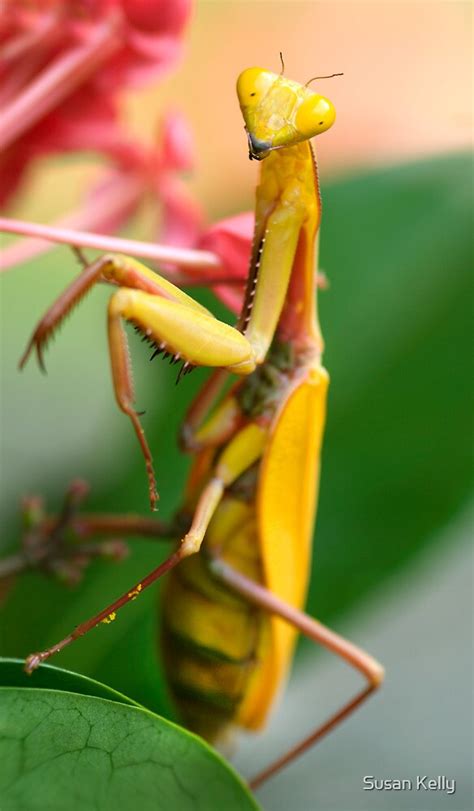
10 64 384 789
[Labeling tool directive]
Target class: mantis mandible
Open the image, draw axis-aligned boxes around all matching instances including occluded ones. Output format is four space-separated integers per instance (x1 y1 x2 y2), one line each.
17 64 384 788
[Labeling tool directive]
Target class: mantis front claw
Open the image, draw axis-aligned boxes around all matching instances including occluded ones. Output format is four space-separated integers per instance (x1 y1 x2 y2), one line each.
20 252 257 510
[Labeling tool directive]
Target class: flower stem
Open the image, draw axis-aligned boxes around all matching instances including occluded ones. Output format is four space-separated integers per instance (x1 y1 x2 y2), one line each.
0 217 221 271
0 172 143 271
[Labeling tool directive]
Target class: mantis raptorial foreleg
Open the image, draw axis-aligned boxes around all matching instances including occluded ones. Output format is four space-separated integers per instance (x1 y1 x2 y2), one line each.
20 104 317 511
20 253 261 508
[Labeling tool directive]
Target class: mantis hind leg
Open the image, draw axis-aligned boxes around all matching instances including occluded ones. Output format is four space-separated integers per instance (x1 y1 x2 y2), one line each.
208 557 384 790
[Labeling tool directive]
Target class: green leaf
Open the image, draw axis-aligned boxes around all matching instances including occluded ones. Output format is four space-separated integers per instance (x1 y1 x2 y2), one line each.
0 688 259 811
311 152 473 619
0 658 138 707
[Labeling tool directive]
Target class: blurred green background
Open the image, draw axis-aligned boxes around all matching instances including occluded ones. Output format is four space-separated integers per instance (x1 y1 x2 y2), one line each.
0 3 472 810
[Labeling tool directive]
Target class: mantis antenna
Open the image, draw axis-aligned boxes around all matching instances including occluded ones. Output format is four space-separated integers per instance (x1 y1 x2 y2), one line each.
305 72 344 87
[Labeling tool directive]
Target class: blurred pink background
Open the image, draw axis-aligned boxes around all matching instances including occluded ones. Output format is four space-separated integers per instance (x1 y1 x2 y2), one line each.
8 1 472 223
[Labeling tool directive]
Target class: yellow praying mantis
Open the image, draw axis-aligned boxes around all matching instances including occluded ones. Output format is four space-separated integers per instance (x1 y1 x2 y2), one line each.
12 63 384 789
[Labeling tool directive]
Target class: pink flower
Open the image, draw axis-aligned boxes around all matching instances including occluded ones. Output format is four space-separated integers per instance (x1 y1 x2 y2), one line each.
0 0 193 203
0 1 201 275
105 0 193 88
151 111 204 249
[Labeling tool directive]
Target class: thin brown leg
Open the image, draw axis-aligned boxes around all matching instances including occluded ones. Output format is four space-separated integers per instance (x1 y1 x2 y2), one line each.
107 299 159 510
24 548 183 674
68 514 179 539
24 477 227 674
209 557 384 790
71 245 89 268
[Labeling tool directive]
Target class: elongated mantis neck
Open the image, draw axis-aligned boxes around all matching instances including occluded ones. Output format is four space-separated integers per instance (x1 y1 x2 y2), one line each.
282 140 324 356
241 139 324 362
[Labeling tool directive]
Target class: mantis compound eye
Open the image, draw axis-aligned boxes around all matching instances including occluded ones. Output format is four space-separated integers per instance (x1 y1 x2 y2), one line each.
295 94 336 137
236 68 274 109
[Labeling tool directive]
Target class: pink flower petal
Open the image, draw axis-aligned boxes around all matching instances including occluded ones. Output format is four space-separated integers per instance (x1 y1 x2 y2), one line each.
121 0 192 34
159 176 203 248
160 110 195 172
0 0 194 203
197 212 254 313
198 211 253 280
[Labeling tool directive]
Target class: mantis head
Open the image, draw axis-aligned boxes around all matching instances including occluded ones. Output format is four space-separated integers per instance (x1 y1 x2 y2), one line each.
237 67 336 160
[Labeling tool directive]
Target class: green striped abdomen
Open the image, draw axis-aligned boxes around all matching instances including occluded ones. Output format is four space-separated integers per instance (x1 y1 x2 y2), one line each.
161 496 270 742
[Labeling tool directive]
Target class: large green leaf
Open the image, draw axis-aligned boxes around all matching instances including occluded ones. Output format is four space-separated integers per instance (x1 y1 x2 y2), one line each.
0 152 471 708
311 152 473 619
0 688 259 811
0 658 138 706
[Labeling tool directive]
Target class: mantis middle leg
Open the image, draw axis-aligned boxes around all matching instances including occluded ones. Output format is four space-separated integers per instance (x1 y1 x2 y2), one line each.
24 420 267 672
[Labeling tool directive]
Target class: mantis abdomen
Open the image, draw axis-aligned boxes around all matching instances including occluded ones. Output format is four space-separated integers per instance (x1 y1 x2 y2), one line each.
163 493 271 741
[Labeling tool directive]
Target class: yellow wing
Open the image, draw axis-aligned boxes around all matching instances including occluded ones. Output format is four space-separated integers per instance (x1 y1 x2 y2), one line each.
238 364 329 728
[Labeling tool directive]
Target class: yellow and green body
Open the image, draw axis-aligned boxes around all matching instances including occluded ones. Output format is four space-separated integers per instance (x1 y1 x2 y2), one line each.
163 349 328 740
161 68 331 740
